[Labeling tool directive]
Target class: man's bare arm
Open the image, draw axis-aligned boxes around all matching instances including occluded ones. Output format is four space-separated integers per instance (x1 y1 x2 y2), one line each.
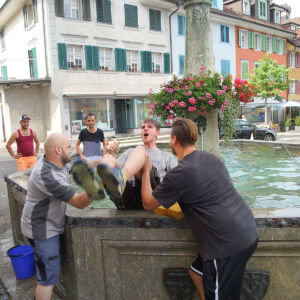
75 139 86 160
32 130 40 156
6 132 21 159
68 192 93 209
102 140 107 155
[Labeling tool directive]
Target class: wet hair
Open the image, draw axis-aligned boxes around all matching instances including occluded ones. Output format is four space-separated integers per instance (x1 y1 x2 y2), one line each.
171 118 198 146
86 113 96 119
142 118 161 130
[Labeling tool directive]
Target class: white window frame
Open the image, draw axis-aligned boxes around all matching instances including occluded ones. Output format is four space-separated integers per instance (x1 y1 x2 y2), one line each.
67 44 84 69
254 33 261 51
126 50 139 72
277 39 283 55
275 10 280 24
241 60 249 80
241 30 248 49
266 35 272 53
64 0 81 20
291 25 296 31
152 52 162 73
243 0 250 15
290 80 296 94
258 0 267 20
99 47 114 71
290 53 295 68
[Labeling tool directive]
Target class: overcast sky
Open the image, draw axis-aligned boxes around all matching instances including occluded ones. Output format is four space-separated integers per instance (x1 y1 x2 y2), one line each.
274 0 300 18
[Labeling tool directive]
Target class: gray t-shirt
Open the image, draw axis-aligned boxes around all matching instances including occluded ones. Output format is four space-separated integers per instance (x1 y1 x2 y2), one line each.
153 150 258 261
21 156 76 240
118 147 178 183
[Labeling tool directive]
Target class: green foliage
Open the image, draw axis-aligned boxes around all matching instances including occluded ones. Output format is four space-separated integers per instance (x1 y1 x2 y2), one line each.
249 53 289 100
222 97 239 144
284 117 293 126
295 116 300 126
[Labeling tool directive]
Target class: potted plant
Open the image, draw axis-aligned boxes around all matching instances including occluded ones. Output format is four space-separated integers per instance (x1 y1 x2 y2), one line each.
147 66 256 142
295 116 300 132
284 117 294 131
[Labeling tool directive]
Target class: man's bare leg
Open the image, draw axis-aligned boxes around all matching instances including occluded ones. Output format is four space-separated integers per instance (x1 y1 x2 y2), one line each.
35 283 54 300
189 270 206 300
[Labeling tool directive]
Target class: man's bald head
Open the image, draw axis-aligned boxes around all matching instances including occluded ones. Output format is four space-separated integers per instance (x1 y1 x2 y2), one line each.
44 133 68 155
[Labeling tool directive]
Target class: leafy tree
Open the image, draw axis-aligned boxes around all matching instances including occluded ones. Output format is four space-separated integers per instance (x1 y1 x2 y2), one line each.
249 54 289 123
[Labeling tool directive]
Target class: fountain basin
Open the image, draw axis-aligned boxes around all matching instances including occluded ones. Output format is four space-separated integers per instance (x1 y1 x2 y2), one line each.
5 141 300 300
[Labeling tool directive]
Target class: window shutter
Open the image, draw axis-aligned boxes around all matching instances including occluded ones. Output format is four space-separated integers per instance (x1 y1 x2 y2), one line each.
221 25 224 42
23 6 28 29
287 53 290 67
1 66 8 80
115 48 126 71
177 15 185 35
248 31 254 49
31 47 38 78
125 4 138 28
296 54 300 68
32 0 38 22
141 51 152 73
85 45 92 70
241 61 248 79
149 9 161 31
179 55 184 75
57 43 68 69
82 0 91 21
163 53 170 74
238 29 242 47
96 0 112 24
272 37 278 53
221 60 230 76
226 26 229 43
297 80 300 94
55 0 64 17
91 46 100 70
283 39 286 54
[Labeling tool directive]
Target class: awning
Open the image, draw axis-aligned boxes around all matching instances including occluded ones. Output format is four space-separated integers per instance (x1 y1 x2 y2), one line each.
242 97 284 108
281 101 300 107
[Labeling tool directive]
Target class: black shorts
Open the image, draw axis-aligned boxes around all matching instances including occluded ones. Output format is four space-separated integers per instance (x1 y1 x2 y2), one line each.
191 254 203 276
115 167 160 209
202 239 258 300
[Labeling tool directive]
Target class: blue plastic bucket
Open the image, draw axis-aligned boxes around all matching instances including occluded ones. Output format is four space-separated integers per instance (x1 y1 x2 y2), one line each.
7 245 35 279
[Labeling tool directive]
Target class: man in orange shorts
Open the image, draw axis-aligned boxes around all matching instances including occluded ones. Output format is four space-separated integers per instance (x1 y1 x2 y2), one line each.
6 115 40 171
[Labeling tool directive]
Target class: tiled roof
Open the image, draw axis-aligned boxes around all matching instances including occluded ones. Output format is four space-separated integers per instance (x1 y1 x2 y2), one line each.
282 18 300 26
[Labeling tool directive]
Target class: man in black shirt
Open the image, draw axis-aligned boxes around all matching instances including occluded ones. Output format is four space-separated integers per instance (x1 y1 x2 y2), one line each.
141 119 258 300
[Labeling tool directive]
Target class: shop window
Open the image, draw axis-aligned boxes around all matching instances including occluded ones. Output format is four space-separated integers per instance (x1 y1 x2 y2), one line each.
67 44 84 69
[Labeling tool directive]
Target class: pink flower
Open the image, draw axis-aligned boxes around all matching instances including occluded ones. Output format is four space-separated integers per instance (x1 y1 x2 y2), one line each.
217 90 224 95
222 85 228 91
167 115 174 119
221 105 226 111
189 76 194 81
195 82 201 87
173 100 179 105
148 112 152 115
165 105 170 110
168 102 174 108
188 106 197 112
208 99 215 105
200 65 206 71
179 102 186 108
189 97 196 105
185 85 190 90
185 91 192 97
148 88 152 96
153 101 157 105
174 86 180 91
206 93 211 98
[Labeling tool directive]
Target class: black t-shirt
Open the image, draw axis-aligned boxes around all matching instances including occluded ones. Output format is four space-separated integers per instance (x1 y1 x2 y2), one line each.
153 150 258 261
78 128 104 157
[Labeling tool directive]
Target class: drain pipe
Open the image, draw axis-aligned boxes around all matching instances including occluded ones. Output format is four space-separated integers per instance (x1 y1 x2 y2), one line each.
41 0 49 78
169 1 180 74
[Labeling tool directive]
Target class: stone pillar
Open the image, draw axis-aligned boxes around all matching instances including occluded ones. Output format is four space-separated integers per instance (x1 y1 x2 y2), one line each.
183 0 220 156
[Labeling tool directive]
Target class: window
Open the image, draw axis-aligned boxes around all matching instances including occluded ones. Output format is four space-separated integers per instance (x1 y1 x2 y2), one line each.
259 0 267 19
126 50 139 72
152 53 162 73
243 0 250 15
221 60 230 76
99 47 113 70
178 15 185 36
55 0 90 20
277 39 283 55
254 33 261 51
124 3 138 28
241 60 249 80
64 0 80 19
96 0 112 24
23 0 38 29
149 9 161 31
0 30 5 49
67 45 84 69
1 66 8 80
275 10 280 24
212 0 217 8
290 53 295 68
179 55 184 75
290 80 295 94
291 25 296 31
221 25 229 43
266 36 272 53
28 48 38 78
239 30 248 49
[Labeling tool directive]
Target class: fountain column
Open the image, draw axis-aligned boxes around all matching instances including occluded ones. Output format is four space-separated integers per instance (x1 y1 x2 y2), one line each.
183 0 220 155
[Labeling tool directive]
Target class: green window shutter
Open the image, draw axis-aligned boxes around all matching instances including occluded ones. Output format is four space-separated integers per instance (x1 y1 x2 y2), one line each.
238 29 242 47
149 9 161 31
31 47 38 78
179 55 184 75
32 0 38 22
241 61 249 80
163 53 170 74
272 37 278 53
115 48 126 71
57 43 68 69
55 0 64 17
96 0 112 24
23 6 28 28
141 51 152 73
283 39 286 54
82 0 91 21
248 31 254 49
92 46 100 70
125 4 138 28
178 15 185 35
1 66 8 80
85 45 92 70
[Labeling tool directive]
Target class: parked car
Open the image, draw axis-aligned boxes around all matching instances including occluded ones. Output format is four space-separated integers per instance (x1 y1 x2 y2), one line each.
220 119 277 141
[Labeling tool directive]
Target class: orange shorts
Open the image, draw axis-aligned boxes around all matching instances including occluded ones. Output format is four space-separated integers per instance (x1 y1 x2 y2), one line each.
17 156 37 172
